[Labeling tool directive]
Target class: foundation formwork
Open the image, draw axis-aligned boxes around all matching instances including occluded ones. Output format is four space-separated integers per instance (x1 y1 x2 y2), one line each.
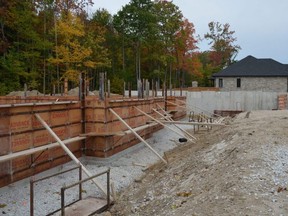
0 95 186 187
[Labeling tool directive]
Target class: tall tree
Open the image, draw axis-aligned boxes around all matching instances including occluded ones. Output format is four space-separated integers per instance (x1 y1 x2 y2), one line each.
0 0 43 92
48 12 94 83
204 21 241 69
154 0 183 87
174 18 198 87
113 0 157 82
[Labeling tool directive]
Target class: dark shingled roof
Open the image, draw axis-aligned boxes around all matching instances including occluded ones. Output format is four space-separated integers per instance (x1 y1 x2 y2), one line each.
212 55 288 77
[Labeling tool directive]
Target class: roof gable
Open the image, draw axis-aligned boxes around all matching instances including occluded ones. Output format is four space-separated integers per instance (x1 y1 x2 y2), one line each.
213 55 288 77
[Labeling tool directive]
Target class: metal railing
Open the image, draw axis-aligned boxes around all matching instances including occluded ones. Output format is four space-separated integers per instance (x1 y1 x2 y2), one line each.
60 168 110 216
30 166 82 216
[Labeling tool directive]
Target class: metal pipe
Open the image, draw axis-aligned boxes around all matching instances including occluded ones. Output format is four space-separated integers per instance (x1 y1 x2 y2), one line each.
30 179 34 216
61 188 65 216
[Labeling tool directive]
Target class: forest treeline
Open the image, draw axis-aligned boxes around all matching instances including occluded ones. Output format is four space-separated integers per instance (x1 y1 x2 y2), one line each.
0 0 240 95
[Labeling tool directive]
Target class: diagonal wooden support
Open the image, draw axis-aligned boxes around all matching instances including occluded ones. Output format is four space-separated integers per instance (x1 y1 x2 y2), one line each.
109 108 167 165
133 106 196 143
166 100 213 121
157 120 226 126
153 106 196 141
175 98 221 118
34 114 109 198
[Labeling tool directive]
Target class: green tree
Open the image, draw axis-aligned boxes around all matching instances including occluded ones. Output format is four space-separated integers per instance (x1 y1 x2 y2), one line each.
0 0 43 94
113 0 158 83
153 0 183 88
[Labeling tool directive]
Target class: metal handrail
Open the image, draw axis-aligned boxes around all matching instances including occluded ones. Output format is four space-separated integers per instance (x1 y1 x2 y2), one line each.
60 168 110 216
30 165 82 216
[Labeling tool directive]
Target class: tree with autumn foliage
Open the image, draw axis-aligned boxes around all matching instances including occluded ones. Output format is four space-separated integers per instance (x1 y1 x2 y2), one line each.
49 12 95 83
173 18 198 87
204 21 241 69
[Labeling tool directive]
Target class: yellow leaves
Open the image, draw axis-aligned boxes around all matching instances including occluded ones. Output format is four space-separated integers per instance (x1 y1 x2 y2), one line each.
83 60 96 68
57 12 84 39
62 69 79 83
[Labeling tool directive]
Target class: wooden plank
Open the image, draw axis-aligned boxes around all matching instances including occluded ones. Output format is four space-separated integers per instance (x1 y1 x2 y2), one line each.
80 123 159 137
52 197 108 216
153 107 196 141
80 131 126 137
34 114 109 198
109 108 167 165
156 120 226 126
0 101 79 108
134 106 196 142
0 136 86 163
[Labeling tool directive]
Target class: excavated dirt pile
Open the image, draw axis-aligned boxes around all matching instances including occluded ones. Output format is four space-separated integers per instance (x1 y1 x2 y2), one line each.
108 110 288 216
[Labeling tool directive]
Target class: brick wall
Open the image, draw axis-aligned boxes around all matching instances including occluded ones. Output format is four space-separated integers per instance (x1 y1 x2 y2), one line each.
278 94 288 110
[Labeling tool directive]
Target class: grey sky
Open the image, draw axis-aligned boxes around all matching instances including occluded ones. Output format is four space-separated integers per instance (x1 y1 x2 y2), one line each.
91 0 288 63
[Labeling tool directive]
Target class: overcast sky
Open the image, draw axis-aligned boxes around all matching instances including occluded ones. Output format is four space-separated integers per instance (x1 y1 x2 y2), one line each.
91 0 288 63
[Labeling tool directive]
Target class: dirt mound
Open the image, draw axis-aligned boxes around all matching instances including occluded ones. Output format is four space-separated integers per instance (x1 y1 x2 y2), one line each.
109 110 288 216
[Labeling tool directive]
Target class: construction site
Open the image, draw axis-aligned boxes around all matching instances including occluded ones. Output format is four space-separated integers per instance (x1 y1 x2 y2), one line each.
0 83 288 216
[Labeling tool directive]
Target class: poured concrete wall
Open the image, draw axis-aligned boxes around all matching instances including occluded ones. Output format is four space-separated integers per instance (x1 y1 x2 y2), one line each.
186 91 287 115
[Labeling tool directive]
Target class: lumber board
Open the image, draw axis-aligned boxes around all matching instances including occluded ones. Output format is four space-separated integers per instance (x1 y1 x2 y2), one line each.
154 120 226 126
79 123 158 137
0 136 86 163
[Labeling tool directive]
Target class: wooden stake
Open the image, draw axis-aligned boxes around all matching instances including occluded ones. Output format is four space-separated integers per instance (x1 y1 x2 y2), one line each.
153 107 196 140
109 108 167 164
133 106 196 142
111 182 117 202
0 136 85 163
34 114 109 198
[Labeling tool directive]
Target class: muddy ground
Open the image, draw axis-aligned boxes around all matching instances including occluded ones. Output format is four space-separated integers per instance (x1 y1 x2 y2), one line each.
103 110 288 216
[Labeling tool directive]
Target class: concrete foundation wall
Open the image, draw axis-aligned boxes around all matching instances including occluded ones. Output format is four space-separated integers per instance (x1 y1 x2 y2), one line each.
186 91 286 115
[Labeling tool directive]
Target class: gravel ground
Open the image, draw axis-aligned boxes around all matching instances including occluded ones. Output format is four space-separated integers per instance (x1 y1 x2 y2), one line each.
109 110 288 216
0 124 191 216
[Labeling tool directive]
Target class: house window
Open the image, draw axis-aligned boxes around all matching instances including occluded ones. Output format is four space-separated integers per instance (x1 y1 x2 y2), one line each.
219 79 223 88
237 78 241 88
